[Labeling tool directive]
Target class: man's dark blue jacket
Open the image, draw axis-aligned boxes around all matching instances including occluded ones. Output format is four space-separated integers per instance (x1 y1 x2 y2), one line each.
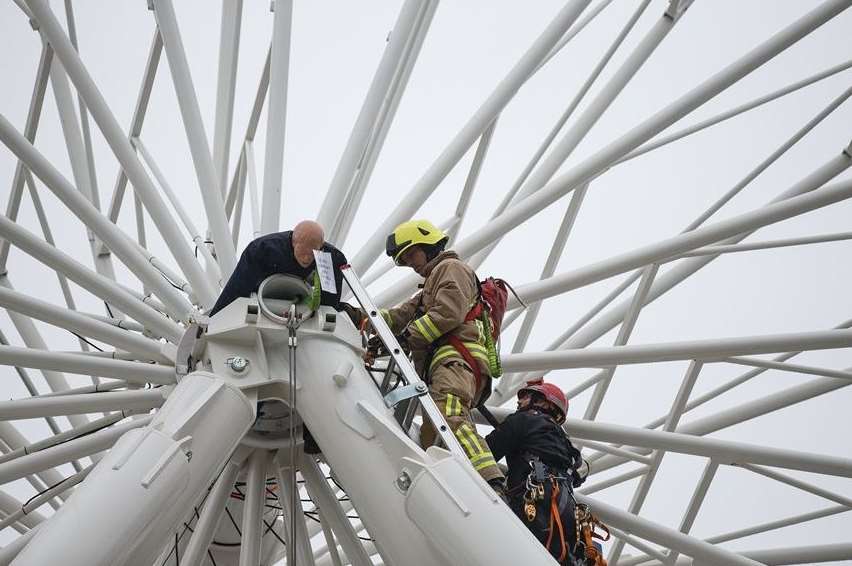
209 231 347 315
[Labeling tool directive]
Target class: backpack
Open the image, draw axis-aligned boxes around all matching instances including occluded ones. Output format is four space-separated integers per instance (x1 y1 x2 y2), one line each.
447 277 523 386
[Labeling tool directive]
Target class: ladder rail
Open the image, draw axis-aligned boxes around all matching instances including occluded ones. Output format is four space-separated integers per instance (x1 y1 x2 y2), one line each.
341 265 469 460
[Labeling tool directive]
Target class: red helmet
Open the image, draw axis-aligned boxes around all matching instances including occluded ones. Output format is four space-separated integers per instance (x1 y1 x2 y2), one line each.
518 378 568 420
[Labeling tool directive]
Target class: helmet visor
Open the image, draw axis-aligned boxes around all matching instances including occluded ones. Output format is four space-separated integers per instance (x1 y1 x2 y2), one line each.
386 234 412 265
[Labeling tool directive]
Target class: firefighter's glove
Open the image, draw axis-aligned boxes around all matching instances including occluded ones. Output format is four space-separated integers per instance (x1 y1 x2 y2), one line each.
340 303 365 328
396 330 412 355
363 335 386 366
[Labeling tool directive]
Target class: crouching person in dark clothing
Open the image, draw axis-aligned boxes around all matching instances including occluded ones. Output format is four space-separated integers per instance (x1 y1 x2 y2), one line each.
485 379 589 565
209 220 347 315
209 220 347 455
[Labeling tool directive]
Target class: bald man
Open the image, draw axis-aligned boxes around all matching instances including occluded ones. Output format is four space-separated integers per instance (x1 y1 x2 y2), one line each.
210 220 347 315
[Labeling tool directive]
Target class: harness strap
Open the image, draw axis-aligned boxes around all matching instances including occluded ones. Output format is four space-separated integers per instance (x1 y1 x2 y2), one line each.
545 480 568 563
446 334 483 393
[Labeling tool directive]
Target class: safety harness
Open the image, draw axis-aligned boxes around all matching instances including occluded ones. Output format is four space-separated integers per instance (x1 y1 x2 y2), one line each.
574 503 610 566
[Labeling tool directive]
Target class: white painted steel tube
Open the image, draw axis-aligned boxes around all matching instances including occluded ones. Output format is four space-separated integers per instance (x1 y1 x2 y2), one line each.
0 44 52 272
0 216 182 342
10 373 254 566
0 286 170 363
0 415 152 486
317 0 427 234
531 103 852 381
575 494 762 566
0 466 90 533
588 372 852 476
350 0 592 273
240 449 267 566
260 0 293 235
655 543 852 566
484 408 852 477
375 0 852 307
213 0 243 196
0 276 84 427
516 0 666 204
0 491 46 532
332 0 438 246
0 421 69 501
105 31 162 227
150 0 237 275
0 390 164 420
0 527 39 566
706 505 850 545
620 58 852 164
501 328 852 372
0 112 195 319
0 345 176 384
510 175 852 306
181 459 242 566
300 456 373 566
23 0 217 307
0 413 124 466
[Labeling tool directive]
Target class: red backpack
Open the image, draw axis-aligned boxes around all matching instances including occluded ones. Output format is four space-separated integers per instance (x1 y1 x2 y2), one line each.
466 277 511 339
447 277 524 390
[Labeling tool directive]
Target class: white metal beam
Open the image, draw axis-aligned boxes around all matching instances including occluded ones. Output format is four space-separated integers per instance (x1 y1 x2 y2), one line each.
260 0 293 235
151 0 237 275
24 0 217 307
350 0 592 273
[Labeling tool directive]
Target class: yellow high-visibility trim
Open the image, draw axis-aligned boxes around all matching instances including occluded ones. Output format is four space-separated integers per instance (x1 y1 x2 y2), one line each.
457 423 484 456
470 452 498 471
454 426 477 458
421 315 441 342
429 343 489 371
412 318 432 342
445 393 463 418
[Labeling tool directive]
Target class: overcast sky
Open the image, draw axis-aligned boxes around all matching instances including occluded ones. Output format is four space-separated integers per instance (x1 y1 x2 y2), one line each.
1 0 851 560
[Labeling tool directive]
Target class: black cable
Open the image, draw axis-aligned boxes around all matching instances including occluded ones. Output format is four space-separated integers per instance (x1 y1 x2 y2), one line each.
224 507 242 536
206 549 218 566
70 331 105 352
22 470 80 508
174 533 180 566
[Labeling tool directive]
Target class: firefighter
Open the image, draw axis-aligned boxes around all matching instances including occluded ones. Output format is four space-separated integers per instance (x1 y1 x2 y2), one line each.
381 219 506 492
210 220 347 315
485 379 591 565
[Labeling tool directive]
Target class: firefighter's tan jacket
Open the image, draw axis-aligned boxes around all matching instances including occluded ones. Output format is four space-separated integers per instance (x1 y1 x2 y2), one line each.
381 251 489 378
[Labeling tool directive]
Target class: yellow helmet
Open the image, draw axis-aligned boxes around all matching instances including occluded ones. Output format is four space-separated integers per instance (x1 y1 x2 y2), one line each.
385 219 447 265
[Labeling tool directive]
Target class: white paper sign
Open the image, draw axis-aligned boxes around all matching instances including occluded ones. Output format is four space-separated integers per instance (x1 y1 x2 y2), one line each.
312 249 337 294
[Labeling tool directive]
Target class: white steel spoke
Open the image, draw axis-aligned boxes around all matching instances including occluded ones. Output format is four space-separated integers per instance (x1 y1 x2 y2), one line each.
24 0 217 306
260 0 293 236
332 0 438 247
1 3 851 563
0 43 52 272
318 0 431 240
351 0 593 274
470 0 656 268
151 0 236 275
212 0 243 197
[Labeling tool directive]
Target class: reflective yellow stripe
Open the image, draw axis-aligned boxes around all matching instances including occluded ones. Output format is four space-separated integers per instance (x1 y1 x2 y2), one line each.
457 423 484 456
429 342 489 372
445 393 463 418
470 452 498 471
454 425 477 458
462 423 487 455
421 315 441 341
412 318 432 342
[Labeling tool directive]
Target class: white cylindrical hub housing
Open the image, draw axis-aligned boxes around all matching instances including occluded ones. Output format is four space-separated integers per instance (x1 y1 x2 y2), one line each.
12 373 255 566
